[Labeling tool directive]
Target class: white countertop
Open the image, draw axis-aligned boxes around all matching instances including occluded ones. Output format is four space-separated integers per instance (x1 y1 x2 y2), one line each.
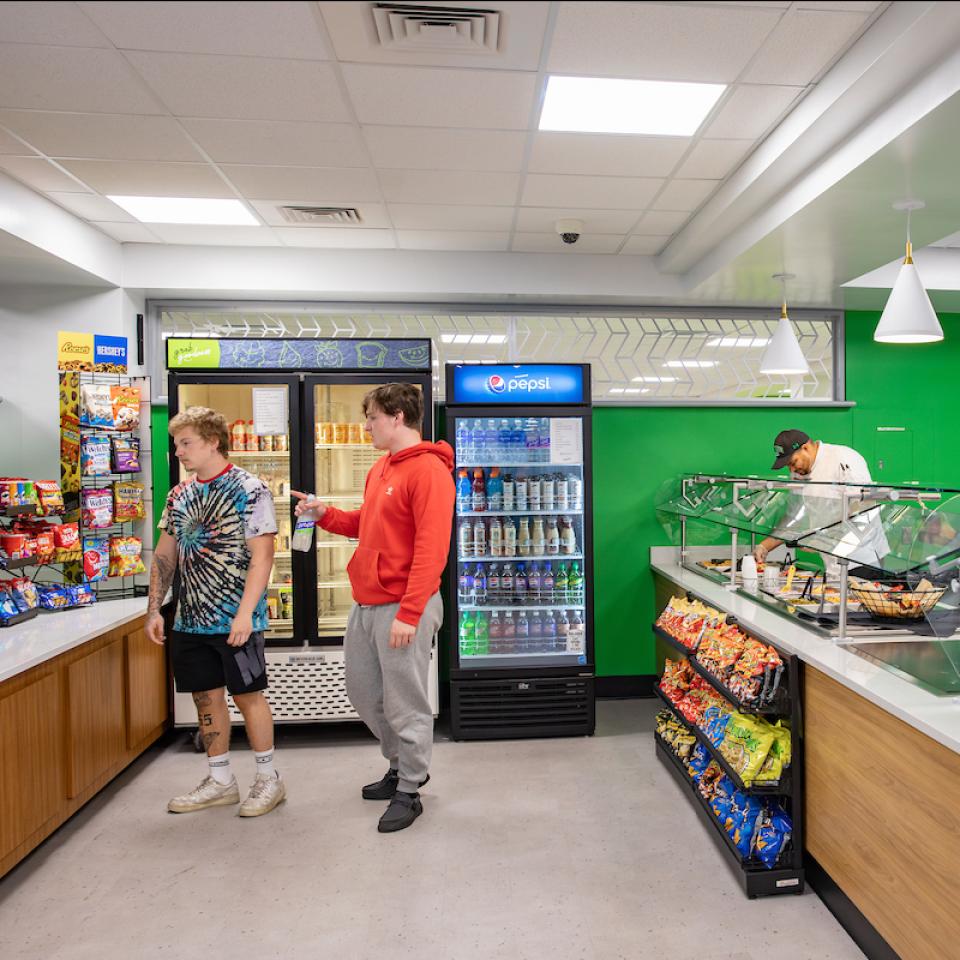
650 547 960 756
0 598 149 683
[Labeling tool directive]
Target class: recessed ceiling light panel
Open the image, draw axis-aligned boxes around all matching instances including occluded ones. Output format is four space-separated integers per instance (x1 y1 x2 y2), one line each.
107 196 259 226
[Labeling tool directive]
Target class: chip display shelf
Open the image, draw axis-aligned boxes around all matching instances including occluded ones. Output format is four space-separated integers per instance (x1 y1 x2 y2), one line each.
654 595 804 898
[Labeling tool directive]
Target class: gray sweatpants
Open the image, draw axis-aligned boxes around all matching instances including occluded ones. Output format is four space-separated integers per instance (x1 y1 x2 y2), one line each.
344 592 442 795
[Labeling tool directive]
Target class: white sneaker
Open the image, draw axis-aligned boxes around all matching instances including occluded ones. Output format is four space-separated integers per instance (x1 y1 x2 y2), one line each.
239 773 286 818
168 775 240 813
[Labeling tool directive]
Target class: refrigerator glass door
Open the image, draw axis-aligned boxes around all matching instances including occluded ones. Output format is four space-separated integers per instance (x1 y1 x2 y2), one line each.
453 414 587 669
175 381 294 641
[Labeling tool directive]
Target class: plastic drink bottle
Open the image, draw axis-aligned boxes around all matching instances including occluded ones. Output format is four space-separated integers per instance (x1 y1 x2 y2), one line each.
456 420 470 459
555 563 568 603
515 476 528 510
514 563 527 604
473 564 487 605
485 419 499 458
528 475 542 511
516 611 529 645
557 475 569 511
543 609 557 645
560 516 577 555
502 474 515 511
459 612 475 656
498 418 512 457
527 562 541 604
569 611 585 652
570 474 583 510
568 561 583 602
531 517 545 555
542 562 554 601
546 517 560 555
474 518 486 557
518 518 531 557
291 495 318 551
472 468 486 512
556 610 570 649
458 519 473 558
474 612 489 654
487 563 500 604
456 468 471 513
540 419 551 463
458 566 474 605
471 419 486 458
489 517 503 557
489 611 502 652
542 475 556 511
487 467 503 511
501 563 514 600
504 519 517 557
530 610 543 646
525 419 539 461
503 612 516 651
512 418 525 454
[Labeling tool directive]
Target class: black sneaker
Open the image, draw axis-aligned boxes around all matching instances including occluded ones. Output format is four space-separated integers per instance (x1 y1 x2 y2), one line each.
362 769 430 801
378 791 422 833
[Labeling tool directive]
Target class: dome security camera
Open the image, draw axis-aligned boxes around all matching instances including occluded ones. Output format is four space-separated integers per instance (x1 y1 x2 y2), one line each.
555 218 583 245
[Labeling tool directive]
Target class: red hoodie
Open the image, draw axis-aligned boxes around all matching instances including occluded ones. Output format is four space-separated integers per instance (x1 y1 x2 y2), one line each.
319 440 455 626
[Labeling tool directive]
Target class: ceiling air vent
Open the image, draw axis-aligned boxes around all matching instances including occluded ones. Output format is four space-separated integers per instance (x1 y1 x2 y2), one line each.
278 206 362 225
372 3 501 54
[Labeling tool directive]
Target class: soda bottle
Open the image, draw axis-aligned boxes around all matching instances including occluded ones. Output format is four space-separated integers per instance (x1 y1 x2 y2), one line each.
456 420 470 460
559 516 577 555
527 562 541 604
570 473 583 511
498 418 513 457
542 561 555 602
556 610 570 649
291 495 318 552
459 612 475 657
458 565 474 605
546 517 560 555
502 611 516 651
518 518 531 557
557 475 570 511
515 475 528 511
474 518 486 557
487 467 503 511
525 418 539 462
514 562 527 605
530 610 543 646
543 608 557 646
502 473 515 511
542 474 556 511
472 468 486 512
568 561 583 603
490 517 503 557
455 468 471 514
485 419 499 458
471 418 486 458
531 517 545 556
501 562 514 600
473 563 487 605
458 519 473 558
475 611 489 655
489 611 502 653
487 563 500 605
528 474 542 511
516 611 530 646
555 562 568 603
504 518 517 557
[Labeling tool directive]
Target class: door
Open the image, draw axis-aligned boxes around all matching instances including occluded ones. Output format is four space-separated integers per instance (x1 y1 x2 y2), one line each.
168 374 303 644
303 373 433 643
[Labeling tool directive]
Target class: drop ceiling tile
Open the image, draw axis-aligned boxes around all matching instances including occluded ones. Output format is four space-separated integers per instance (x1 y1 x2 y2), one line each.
397 231 510 252
341 65 537 129
634 210 690 235
221 165 380 202
621 235 671 255
652 179 717 212
78 1 331 58
547 2 781 82
0 111 202 161
379 170 519 206
318 0 549 71
0 1 112 46
57 159 233 197
125 52 350 122
274 227 396 248
511 233 625 254
0 126 34 155
46 192 137 222
0 44 166 114
363 127 526 172
250 200 392 229
521 174 662 210
388 204 515 231
795 2 880 12
91 221 162 243
146 224 281 246
529 133 689 178
515 207 641 234
0 156 88 192
675 140 753 179
179 119 366 167
703 84 804 139
743 10 869 85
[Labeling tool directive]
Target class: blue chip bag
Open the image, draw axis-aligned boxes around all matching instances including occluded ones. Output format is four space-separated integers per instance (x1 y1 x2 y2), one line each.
68 584 97 606
38 584 71 610
0 587 20 622
729 794 764 858
754 806 793 869
687 743 712 780
710 775 736 822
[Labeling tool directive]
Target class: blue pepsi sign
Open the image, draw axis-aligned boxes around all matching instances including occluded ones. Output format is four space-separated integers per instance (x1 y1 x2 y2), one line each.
450 364 587 405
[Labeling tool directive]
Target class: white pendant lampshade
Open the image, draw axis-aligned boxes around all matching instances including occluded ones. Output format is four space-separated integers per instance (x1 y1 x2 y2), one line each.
874 240 943 343
760 273 810 376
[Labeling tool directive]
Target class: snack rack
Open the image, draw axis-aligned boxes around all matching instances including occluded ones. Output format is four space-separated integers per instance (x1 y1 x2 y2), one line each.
0 504 44 625
653 587 805 898
60 371 151 602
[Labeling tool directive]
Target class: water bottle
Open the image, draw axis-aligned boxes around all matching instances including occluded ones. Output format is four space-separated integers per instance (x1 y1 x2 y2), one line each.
525 418 539 462
539 418 551 463
511 418 525 456
485 419 499 458
456 419 470 460
292 495 318 551
498 418 512 458
471 418 486 459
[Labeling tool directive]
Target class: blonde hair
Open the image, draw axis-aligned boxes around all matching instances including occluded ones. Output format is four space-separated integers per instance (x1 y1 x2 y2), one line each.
169 406 230 456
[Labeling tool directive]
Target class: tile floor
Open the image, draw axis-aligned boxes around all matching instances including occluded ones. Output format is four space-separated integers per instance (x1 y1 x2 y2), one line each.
0 700 864 960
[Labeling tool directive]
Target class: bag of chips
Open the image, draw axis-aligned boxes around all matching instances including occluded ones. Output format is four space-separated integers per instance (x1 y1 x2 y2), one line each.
80 383 113 427
37 584 71 610
34 528 56 562
68 583 97 606
719 713 775 786
753 806 792 869
53 521 81 561
9 577 39 611
81 436 112 476
80 536 110 582
112 436 141 473
82 487 114 528
108 536 146 577
0 587 21 622
726 792 764 858
113 481 145 521
755 722 792 783
110 385 141 431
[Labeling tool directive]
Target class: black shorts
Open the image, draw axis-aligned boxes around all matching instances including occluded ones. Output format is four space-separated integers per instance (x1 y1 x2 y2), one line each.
170 630 268 696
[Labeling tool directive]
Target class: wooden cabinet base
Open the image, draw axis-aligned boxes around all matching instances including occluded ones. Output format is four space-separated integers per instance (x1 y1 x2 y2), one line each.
804 666 960 960
0 615 168 880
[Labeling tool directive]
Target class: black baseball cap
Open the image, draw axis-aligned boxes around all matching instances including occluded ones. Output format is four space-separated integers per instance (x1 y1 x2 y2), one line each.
771 429 810 469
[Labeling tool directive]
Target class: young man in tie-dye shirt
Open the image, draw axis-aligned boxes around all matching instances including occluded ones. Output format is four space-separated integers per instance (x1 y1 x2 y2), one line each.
146 406 285 818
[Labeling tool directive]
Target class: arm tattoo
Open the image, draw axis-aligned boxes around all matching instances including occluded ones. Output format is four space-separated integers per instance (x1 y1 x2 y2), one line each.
147 551 176 617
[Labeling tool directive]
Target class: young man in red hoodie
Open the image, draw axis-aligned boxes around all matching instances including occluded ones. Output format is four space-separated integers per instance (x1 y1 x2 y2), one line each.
293 383 454 832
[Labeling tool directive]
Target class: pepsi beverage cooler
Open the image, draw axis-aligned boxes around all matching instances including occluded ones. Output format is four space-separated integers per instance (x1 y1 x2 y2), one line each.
165 337 440 726
445 363 595 740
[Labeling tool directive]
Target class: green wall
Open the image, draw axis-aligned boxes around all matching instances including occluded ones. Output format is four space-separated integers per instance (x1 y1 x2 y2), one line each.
151 404 170 527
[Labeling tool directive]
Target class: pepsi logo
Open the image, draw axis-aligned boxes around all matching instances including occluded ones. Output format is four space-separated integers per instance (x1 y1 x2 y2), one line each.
486 374 506 394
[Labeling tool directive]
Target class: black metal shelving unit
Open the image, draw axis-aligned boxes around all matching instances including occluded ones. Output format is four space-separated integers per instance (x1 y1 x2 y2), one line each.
654 612 804 898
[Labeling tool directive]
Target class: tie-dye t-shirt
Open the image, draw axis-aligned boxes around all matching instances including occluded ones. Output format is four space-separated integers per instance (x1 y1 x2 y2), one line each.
161 465 277 635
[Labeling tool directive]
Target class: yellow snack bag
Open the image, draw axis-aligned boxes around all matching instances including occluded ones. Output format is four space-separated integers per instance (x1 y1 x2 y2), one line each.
719 712 775 785
755 722 792 783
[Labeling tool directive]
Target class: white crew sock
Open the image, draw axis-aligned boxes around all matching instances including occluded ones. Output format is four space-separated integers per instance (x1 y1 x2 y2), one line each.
254 747 277 779
208 751 233 785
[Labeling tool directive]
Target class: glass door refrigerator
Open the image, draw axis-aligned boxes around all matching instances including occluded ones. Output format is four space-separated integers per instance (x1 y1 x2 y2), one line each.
165 337 438 727
445 363 595 740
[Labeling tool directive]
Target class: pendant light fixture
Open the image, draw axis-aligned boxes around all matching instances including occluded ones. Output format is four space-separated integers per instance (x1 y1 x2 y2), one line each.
874 200 943 343
760 273 810 376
